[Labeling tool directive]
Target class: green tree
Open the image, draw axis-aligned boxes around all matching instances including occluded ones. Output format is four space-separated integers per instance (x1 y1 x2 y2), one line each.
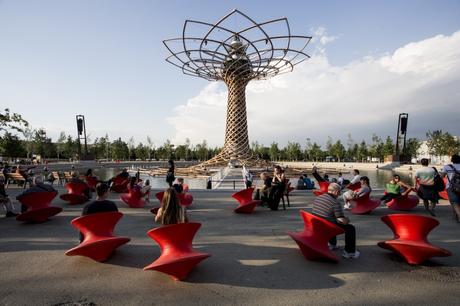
0 108 28 134
309 142 323 162
330 140 346 162
405 138 421 160
175 144 188 160
22 126 35 159
357 140 368 162
368 134 384 161
63 135 77 159
382 136 394 157
56 131 66 161
128 137 135 160
269 142 280 161
111 138 129 160
426 130 459 157
285 142 302 161
135 143 149 160
33 128 55 159
0 132 27 157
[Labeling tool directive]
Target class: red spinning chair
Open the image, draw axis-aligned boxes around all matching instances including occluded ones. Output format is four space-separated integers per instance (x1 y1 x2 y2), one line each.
85 175 98 191
231 187 261 214
59 182 89 205
111 176 129 193
377 214 452 265
387 194 419 211
143 222 211 281
178 193 194 207
347 182 361 191
350 193 380 214
287 210 345 262
313 182 330 196
439 177 448 200
65 212 130 262
120 188 146 208
16 191 62 223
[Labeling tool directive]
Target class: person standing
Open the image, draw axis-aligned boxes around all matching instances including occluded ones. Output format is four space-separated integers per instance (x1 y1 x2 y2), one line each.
166 160 175 188
312 183 359 258
441 154 460 222
414 158 438 216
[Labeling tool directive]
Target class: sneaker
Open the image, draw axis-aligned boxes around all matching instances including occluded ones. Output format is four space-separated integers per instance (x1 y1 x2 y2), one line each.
328 243 339 250
342 250 360 259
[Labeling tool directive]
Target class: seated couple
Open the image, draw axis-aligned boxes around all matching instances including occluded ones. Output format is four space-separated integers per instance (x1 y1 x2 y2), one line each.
296 174 315 190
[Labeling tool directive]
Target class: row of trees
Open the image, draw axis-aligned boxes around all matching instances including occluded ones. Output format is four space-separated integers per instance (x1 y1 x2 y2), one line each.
1 108 459 162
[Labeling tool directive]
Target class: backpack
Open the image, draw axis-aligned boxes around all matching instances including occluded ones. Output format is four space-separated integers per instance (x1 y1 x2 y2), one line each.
432 167 445 192
447 165 460 195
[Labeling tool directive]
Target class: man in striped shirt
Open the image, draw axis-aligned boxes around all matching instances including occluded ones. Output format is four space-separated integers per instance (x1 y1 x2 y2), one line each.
312 183 359 259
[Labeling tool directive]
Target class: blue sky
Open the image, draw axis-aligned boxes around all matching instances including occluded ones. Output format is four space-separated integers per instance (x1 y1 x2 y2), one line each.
1 0 460 147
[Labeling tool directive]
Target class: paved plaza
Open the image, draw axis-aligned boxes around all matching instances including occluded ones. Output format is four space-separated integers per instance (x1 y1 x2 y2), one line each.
1 187 459 306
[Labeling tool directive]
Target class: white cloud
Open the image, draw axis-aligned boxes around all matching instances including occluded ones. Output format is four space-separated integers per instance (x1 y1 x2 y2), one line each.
168 30 460 147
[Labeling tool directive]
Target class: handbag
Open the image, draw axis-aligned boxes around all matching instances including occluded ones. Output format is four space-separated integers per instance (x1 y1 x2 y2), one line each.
432 167 445 192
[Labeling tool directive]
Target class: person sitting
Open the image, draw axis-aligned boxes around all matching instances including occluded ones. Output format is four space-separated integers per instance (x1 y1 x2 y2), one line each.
255 172 272 205
173 177 185 194
345 169 361 189
80 183 118 242
127 176 142 193
380 175 414 204
337 172 344 187
302 174 315 189
17 176 57 213
312 183 360 259
0 177 17 217
86 168 97 179
297 176 306 190
70 172 92 199
155 188 188 225
142 179 151 202
343 176 371 210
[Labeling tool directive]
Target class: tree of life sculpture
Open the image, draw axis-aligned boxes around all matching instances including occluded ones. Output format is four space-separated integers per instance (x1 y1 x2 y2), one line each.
164 9 311 167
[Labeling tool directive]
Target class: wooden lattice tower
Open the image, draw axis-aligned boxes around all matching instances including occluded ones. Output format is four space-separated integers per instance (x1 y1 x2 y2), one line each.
164 10 311 167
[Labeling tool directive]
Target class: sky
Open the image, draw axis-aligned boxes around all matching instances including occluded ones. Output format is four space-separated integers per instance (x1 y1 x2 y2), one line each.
1 0 460 148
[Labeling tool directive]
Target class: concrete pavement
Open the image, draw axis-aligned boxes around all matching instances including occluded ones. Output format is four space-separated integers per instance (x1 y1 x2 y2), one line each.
1 186 459 306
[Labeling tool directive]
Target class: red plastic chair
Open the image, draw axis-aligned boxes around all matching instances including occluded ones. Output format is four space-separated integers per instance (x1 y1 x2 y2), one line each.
178 193 194 207
65 212 130 262
85 175 98 191
16 191 62 223
143 222 211 281
351 193 380 214
287 210 345 262
231 187 261 214
111 176 129 193
155 190 192 207
438 177 448 200
60 182 89 205
120 188 146 208
377 214 452 265
313 182 330 196
347 182 361 191
387 194 419 211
